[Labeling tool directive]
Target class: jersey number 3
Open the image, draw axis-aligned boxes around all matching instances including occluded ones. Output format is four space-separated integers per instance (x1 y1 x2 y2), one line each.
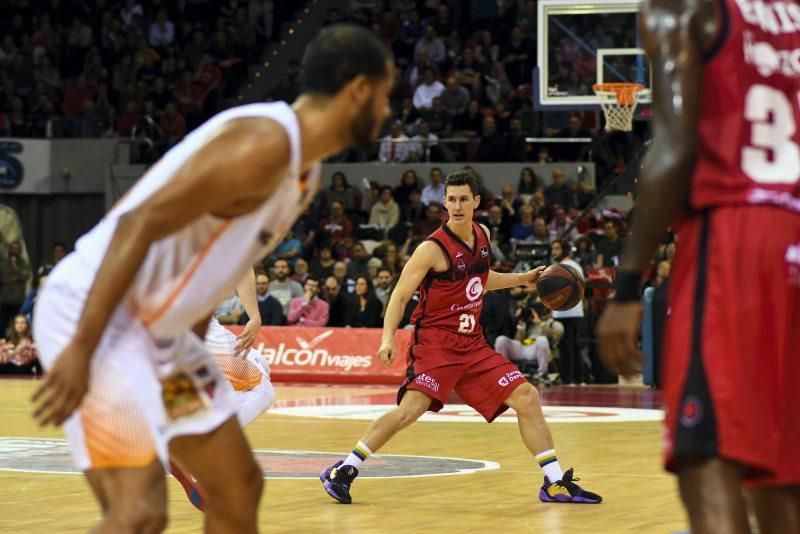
458 314 476 333
742 84 800 184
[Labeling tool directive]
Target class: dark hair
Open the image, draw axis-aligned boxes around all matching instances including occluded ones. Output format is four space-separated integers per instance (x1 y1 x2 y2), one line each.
444 170 477 196
304 275 320 285
377 267 392 276
379 185 393 195
301 24 391 95
330 171 350 189
551 239 571 256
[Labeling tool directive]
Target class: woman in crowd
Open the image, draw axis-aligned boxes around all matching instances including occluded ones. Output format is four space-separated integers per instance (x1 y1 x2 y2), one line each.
344 276 383 328
0 314 40 375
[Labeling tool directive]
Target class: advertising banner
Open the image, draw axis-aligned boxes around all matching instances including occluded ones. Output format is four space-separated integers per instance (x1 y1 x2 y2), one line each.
226 326 412 385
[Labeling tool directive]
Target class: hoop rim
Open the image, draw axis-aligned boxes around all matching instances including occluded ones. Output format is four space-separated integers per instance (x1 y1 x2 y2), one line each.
592 82 646 95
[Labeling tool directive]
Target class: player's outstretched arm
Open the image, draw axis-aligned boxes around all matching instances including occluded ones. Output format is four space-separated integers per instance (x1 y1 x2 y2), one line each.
235 268 261 358
479 223 545 291
377 241 441 366
32 118 291 426
597 0 716 378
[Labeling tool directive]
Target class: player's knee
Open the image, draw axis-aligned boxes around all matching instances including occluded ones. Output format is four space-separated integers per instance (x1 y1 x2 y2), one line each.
222 458 263 508
108 496 168 534
511 384 541 413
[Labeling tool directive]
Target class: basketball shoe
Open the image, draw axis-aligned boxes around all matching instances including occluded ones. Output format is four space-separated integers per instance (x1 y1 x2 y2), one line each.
169 460 207 511
538 468 602 503
320 460 359 504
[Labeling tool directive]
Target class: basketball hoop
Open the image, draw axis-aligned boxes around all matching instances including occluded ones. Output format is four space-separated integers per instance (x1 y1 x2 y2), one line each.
593 83 648 132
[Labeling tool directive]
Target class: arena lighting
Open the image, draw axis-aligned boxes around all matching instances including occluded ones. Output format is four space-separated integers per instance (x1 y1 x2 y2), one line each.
288 29 294 34
255 72 261 78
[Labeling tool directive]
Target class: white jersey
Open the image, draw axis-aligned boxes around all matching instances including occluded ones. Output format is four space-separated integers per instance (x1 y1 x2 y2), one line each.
53 102 321 339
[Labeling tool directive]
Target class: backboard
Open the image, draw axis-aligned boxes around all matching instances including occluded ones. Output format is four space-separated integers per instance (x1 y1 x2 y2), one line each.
536 0 651 109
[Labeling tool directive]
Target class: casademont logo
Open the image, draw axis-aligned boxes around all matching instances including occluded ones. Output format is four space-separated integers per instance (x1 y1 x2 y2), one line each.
255 330 373 372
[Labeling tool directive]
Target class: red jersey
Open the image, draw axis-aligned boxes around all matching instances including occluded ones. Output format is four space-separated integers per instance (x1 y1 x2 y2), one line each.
692 0 800 212
410 222 492 337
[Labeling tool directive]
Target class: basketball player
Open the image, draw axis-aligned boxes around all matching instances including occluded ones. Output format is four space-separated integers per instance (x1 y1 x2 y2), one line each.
321 171 601 505
31 24 394 533
171 268 276 511
597 1 800 532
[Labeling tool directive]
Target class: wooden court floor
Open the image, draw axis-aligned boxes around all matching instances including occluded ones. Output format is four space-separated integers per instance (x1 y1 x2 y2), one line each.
0 379 688 533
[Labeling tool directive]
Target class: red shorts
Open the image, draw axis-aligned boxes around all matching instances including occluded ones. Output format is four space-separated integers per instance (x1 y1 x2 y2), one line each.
663 206 800 486
398 327 526 422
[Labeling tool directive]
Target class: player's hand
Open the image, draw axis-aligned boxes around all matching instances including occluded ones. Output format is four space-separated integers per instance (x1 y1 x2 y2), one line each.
377 339 396 367
32 341 91 427
235 317 261 358
596 301 644 378
521 266 546 288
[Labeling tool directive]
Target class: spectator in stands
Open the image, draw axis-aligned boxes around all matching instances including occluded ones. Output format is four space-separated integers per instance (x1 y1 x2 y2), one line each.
574 235 597 273
72 101 105 137
240 271 283 326
269 259 304 317
271 228 303 266
393 169 421 207
532 217 551 244
414 202 443 241
379 121 412 163
517 167 539 201
425 97 452 136
310 244 337 281
20 273 47 324
369 186 401 234
379 242 403 277
421 167 445 206
440 76 470 117
0 243 31 332
319 201 354 244
322 276 349 327
496 185 522 221
505 118 529 162
502 25 533 87
544 168 575 209
511 206 536 243
344 276 383 328
495 303 563 384
159 102 187 147
346 242 372 281
374 268 394 307
149 10 175 48
556 113 592 161
530 189 548 217
413 67 445 111
287 276 329 327
399 188 426 235
332 260 353 292
215 293 245 325
324 172 359 218
414 26 446 65
476 116 507 162
291 258 310 285
596 219 624 267
649 260 671 289
550 239 585 385
409 120 439 161
454 99 483 138
0 314 40 375
38 241 66 277
548 205 578 241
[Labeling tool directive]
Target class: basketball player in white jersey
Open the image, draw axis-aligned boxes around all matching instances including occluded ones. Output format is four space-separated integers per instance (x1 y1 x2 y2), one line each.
31 25 393 533
171 268 276 511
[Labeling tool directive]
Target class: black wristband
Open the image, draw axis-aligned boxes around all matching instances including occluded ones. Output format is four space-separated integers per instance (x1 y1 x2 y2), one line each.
613 271 642 302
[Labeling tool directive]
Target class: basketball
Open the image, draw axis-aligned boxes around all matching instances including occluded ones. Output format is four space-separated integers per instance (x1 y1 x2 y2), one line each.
536 263 585 311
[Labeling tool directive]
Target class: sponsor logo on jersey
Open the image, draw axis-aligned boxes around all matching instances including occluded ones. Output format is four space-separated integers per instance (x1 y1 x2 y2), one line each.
786 242 800 265
735 0 800 36
680 396 703 428
257 330 373 372
414 373 440 393
497 370 524 387
456 250 464 258
480 246 489 258
743 31 800 77
465 276 483 302
456 258 466 271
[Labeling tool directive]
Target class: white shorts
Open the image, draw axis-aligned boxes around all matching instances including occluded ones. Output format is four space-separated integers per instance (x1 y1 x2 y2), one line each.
204 317 270 391
33 282 237 472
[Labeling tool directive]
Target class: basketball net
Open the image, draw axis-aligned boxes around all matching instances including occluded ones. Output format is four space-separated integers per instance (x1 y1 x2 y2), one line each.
593 83 648 132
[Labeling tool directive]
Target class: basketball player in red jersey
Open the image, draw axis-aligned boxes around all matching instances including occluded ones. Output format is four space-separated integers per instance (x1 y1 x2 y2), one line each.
320 171 602 505
597 0 800 532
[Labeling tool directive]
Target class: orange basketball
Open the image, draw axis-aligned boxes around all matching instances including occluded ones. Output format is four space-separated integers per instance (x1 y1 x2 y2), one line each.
536 263 585 311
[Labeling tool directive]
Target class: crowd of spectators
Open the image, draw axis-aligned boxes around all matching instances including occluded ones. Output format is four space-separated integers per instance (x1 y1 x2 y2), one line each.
1 0 287 155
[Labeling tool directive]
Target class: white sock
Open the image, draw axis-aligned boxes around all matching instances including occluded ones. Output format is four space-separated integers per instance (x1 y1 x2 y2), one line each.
343 440 372 469
535 449 564 482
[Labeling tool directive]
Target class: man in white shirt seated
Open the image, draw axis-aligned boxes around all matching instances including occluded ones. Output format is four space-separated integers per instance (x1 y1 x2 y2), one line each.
409 120 439 162
420 166 445 206
412 68 445 111
378 121 412 163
